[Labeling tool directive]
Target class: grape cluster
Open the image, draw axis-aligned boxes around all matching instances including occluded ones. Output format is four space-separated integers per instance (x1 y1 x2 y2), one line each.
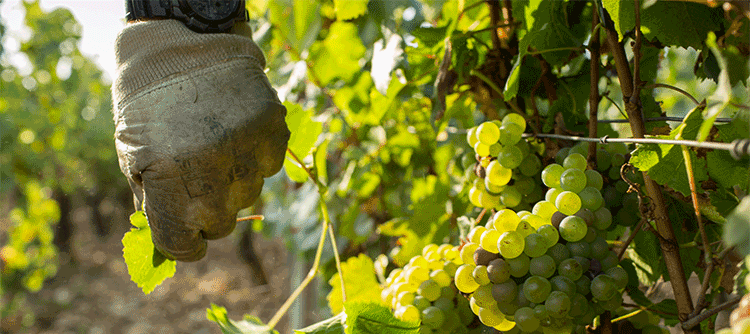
454 165 628 333
465 114 543 210
382 244 480 333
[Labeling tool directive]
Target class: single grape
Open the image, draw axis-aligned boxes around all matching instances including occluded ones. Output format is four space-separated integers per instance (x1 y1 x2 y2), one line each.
476 122 500 145
542 164 565 188
522 214 547 230
507 253 530 278
418 279 442 301
412 295 431 311
484 177 505 194
537 225 559 248
472 265 491 286
598 292 624 311
474 141 490 157
600 250 619 271
395 304 421 322
456 296 474 326
523 275 552 304
555 191 582 216
519 154 542 177
515 220 536 238
514 175 536 195
533 304 549 321
493 209 521 232
477 305 504 327
466 127 479 147
568 293 589 318
406 266 430 284
514 307 541 333
443 261 459 276
546 188 564 203
606 266 629 290
575 276 591 295
546 243 570 265
550 211 566 229
563 153 587 171
557 258 584 280
570 142 589 157
397 291 416 307
487 258 511 284
486 160 512 186
524 233 549 258
573 255 591 273
596 149 612 172
529 254 556 278
590 236 610 260
472 283 496 308
545 290 572 318
560 168 587 193
474 246 498 266
567 241 591 258
498 231 525 259
499 145 524 169
468 226 487 245
468 184 483 207
478 191 502 210
532 200 558 220
430 269 452 288
460 242 479 265
455 264 480 293
439 285 456 300
480 229 501 254
502 113 527 132
578 186 604 210
421 306 446 329
491 280 518 304
489 143 502 157
498 123 523 146
585 169 604 190
500 186 522 208
590 274 618 301
555 147 571 165
593 207 613 230
559 216 588 242
574 208 597 227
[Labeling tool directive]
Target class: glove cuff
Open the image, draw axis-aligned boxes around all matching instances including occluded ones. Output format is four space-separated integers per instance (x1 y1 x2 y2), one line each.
113 19 266 108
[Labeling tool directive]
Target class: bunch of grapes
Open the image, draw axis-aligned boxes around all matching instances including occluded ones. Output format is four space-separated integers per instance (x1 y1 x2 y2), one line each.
382 244 480 333
465 114 543 210
454 165 629 333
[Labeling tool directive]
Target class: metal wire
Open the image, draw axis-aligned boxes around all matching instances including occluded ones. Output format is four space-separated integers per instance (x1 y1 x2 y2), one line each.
522 133 750 160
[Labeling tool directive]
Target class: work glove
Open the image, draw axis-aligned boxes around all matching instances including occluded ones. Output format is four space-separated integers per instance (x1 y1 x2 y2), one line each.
112 20 289 262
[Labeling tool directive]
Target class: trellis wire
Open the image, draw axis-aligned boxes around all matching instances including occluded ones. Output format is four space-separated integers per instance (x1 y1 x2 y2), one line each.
522 133 750 160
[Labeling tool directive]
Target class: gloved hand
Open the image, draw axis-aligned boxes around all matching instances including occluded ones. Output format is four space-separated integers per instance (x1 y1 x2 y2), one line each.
112 20 289 262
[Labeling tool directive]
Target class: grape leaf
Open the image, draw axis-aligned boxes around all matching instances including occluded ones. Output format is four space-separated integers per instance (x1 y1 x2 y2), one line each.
284 102 323 183
343 302 420 334
206 303 278 334
309 21 366 86
327 254 384 314
122 211 176 295
334 0 367 21
268 0 321 52
627 228 662 286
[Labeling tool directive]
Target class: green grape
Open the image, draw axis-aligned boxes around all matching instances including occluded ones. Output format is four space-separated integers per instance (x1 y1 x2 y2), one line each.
466 127 478 146
502 113 527 131
422 244 439 256
476 122 501 145
598 292 623 311
578 186 604 210
568 293 589 318
441 310 462 332
493 209 521 232
519 154 542 177
481 229 501 254
455 264 480 293
532 201 558 220
515 220 536 238
583 224 598 243
545 188 564 203
550 275 577 297
606 266 629 290
485 177 505 194
472 283 496 308
479 190 502 209
419 279 442 302
468 226 487 245
567 241 591 258
489 143 502 157
498 231 525 259
546 243 570 265
456 297 475 326
575 276 591 295
545 291 572 318
523 275 552 304
557 258 583 280
529 254 556 278
473 265 491 286
585 169 604 190
608 164 621 180
430 269 452 288
439 285 456 300
499 145 524 169
555 191 582 215
524 233 549 258
514 175 536 195
397 291 416 307
486 160 512 186
422 306 446 329
555 148 570 165
563 153 587 171
570 142 589 157
590 274 617 301
542 164 565 188
474 141 490 157
596 149 611 172
477 305 504 327
572 255 590 273
514 307 540 333
590 237 610 260
593 207 612 230
468 184 483 207
406 265 430 284
413 295 431 311
443 261 458 276
560 168 587 193
559 216 587 242
499 123 524 146
395 304 421 322
487 258 511 283
611 152 626 167
480 156 491 168
600 251 619 271
460 243 479 266
491 279 518 304
537 225 559 248
533 304 549 321
500 186 522 208
522 214 547 229
507 253 530 278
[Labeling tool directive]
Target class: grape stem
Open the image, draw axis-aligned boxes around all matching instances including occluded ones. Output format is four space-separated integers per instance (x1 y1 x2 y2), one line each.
682 294 742 330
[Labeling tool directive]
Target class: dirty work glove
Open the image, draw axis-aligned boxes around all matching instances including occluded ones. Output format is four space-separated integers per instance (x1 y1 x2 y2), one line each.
112 20 289 262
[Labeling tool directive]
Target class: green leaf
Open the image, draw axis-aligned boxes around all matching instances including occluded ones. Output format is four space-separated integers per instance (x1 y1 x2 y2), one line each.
309 21 366 86
122 211 176 295
343 302 420 334
724 196 750 256
650 299 679 320
327 254 384 314
603 0 723 49
283 102 322 182
411 26 449 48
269 0 321 52
314 139 330 185
626 228 662 286
334 0 367 21
206 303 279 334
295 312 345 334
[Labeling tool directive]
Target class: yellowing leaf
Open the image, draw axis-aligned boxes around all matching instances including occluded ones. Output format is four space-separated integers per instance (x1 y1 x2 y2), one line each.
327 254 384 314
